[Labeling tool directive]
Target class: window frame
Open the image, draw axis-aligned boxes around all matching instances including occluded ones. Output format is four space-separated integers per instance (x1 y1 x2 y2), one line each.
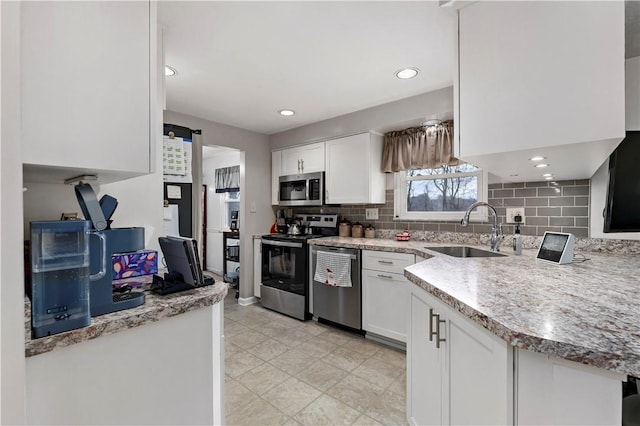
393 166 488 222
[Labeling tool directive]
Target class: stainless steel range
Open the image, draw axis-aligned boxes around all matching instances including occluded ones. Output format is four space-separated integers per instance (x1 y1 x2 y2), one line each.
260 214 338 320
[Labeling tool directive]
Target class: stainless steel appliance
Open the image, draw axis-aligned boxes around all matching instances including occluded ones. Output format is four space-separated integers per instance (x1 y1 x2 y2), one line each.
260 214 338 319
311 246 362 332
278 172 324 207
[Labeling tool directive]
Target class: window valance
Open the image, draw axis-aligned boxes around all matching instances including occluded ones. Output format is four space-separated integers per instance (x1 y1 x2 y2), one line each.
215 165 240 193
381 121 458 173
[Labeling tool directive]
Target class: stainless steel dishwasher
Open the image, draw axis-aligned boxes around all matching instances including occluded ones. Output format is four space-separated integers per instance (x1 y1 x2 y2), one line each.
310 245 362 332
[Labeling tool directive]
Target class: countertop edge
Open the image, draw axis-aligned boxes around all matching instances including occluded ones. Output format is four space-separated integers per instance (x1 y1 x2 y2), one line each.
25 282 228 358
403 269 631 377
309 236 638 377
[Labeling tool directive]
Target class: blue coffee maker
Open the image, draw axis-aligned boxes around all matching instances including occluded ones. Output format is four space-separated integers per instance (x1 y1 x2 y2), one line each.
75 183 146 316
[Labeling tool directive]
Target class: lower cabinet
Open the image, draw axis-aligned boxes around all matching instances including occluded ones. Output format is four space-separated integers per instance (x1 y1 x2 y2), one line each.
362 250 414 344
407 286 511 425
408 284 624 425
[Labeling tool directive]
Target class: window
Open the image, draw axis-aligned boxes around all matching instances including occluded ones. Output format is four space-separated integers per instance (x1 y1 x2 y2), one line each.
394 163 487 221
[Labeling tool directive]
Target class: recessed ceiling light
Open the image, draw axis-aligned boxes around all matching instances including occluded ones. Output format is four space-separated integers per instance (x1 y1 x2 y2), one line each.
279 109 295 116
395 68 419 79
509 173 519 177
534 164 549 168
529 156 546 161
542 173 552 177
165 66 177 77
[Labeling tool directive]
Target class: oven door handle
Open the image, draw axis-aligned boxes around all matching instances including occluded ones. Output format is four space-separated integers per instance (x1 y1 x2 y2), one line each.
262 240 304 249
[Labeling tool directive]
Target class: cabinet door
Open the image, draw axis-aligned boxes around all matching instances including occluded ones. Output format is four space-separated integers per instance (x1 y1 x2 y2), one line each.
21 1 152 175
458 1 624 158
407 292 442 426
271 151 281 205
280 142 325 176
298 142 325 173
325 133 370 204
362 270 408 343
253 239 261 298
444 306 511 425
281 148 303 176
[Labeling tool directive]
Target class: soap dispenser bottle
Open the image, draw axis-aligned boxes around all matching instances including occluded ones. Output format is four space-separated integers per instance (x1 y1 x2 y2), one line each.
513 217 523 255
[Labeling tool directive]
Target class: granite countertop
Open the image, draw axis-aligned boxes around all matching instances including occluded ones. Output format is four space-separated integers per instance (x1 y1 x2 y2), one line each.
25 282 228 357
309 236 640 377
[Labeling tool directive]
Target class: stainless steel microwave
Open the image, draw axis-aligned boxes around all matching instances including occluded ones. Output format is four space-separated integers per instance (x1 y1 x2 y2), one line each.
278 172 324 206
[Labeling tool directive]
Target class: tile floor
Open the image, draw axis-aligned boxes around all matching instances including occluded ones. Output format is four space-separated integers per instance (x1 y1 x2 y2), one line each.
222 288 408 426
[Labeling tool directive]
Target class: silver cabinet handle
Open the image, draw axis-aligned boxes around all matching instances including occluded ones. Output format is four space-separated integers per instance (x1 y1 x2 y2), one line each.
435 315 446 349
377 274 393 279
300 158 304 172
429 308 436 342
297 159 301 173
378 260 394 265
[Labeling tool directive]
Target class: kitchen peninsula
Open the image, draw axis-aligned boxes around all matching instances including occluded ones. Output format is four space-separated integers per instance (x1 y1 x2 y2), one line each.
309 236 640 424
24 283 227 425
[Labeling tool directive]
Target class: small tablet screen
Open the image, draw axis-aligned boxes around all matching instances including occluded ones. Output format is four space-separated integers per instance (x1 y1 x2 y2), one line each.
538 233 569 262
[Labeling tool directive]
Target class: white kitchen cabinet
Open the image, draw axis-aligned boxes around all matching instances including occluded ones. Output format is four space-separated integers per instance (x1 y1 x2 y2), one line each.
407 286 511 425
271 151 281 205
21 1 156 181
627 57 640 131
455 1 625 181
362 250 413 344
280 142 325 176
325 132 385 204
253 238 261 298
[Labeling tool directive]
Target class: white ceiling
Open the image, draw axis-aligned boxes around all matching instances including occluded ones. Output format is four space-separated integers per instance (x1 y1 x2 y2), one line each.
159 1 455 135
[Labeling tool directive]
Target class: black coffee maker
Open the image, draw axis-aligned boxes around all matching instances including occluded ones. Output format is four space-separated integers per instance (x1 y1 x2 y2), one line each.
230 210 239 231
276 209 288 234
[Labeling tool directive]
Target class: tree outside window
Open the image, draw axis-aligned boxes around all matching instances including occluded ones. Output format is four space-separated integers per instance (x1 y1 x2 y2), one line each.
395 163 486 221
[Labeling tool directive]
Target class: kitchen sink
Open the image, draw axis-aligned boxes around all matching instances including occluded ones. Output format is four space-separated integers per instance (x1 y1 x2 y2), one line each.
425 246 507 258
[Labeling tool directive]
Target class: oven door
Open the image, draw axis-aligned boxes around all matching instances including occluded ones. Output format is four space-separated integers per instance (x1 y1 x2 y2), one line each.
261 239 307 295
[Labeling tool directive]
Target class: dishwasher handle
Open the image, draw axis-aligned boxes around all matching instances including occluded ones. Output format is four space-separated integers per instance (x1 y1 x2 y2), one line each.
311 246 359 260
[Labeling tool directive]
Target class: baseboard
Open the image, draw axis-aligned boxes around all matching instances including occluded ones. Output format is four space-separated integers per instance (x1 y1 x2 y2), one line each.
365 332 406 351
238 296 258 306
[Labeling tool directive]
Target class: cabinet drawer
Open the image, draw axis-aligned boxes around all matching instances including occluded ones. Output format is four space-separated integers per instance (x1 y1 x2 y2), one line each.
362 250 415 274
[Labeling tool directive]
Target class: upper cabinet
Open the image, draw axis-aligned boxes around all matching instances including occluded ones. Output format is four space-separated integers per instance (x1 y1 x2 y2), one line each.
455 1 625 181
280 142 325 176
325 132 385 205
627 57 640 131
21 1 157 182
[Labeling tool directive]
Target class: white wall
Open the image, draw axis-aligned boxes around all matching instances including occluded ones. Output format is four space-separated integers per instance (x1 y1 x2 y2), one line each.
1 1 27 423
589 57 640 240
269 87 453 149
164 110 272 300
627 57 640 131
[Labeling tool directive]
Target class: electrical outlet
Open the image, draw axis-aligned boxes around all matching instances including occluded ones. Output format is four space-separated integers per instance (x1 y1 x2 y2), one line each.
365 208 379 220
506 208 525 224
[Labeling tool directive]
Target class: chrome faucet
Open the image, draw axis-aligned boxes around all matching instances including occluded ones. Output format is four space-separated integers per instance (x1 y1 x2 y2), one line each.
460 201 504 252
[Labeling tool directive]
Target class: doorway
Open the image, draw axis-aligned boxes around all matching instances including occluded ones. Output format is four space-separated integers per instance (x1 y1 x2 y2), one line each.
202 145 242 276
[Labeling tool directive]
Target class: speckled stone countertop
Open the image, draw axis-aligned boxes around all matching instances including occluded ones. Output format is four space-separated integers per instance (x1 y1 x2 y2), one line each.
309 236 640 377
25 282 228 357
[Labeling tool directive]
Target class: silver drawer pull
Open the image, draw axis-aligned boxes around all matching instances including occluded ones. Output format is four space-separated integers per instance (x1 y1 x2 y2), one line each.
378 260 394 265
377 274 393 279
429 308 436 341
436 315 446 349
